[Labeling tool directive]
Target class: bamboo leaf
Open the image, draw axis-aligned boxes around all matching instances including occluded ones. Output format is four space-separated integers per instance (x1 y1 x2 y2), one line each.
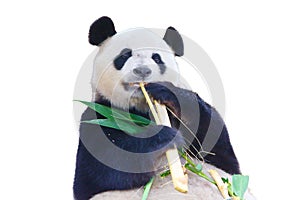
160 170 171 178
232 175 249 199
82 119 146 135
75 100 154 125
113 119 147 134
82 119 119 130
222 177 234 197
75 100 114 119
195 164 202 172
142 177 154 200
221 177 229 184
129 113 154 126
184 163 216 184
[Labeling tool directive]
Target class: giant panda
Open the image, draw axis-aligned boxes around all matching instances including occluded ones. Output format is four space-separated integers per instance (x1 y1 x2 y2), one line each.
73 16 255 200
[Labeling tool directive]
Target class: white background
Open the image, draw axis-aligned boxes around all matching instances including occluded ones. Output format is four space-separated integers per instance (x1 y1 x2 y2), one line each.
1 1 299 199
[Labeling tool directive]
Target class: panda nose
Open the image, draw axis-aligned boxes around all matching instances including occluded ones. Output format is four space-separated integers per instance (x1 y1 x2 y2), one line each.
133 66 152 78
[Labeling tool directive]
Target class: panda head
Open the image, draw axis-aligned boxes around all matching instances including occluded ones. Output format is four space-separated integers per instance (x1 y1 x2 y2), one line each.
89 16 184 111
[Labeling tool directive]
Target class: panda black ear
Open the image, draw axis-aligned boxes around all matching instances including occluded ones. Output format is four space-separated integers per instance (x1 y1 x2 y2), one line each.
89 16 117 46
163 27 184 56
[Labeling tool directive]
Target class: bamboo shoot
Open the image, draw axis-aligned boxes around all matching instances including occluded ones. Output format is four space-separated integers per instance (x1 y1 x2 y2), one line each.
140 82 188 193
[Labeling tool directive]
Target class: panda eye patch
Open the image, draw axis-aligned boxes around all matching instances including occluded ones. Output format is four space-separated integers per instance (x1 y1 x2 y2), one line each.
152 53 166 74
151 53 164 64
114 48 132 70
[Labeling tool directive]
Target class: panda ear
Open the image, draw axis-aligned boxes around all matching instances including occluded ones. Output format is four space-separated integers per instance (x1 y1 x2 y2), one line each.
163 27 184 56
89 16 117 46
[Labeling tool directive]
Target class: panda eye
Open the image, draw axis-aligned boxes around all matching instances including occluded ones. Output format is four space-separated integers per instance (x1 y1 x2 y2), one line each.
151 53 164 64
121 49 132 58
114 48 132 70
152 53 166 74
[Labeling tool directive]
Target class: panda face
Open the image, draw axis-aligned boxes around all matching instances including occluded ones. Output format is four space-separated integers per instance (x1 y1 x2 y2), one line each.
114 48 166 75
116 49 171 88
91 28 180 111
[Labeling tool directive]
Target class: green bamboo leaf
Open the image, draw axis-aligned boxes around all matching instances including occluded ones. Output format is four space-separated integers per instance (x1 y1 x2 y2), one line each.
113 119 147 134
82 119 146 135
114 112 153 126
129 113 154 125
178 148 196 168
195 163 202 171
160 170 171 178
75 100 154 125
75 100 114 119
232 175 249 199
142 177 154 200
82 119 120 130
184 163 216 184
222 177 234 197
222 177 229 184
111 108 154 125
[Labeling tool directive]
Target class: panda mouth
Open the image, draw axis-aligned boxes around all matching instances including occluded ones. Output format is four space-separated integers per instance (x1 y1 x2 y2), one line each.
125 82 147 87
129 82 144 87
122 82 148 90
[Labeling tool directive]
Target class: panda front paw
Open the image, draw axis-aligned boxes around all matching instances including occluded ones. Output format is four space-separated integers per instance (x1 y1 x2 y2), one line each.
144 82 199 119
121 125 185 172
144 82 181 116
122 125 184 153
147 125 184 151
144 126 185 171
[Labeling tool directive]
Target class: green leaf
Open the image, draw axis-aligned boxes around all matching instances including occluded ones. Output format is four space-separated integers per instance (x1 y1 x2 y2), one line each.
222 177 229 184
178 148 196 168
129 113 154 126
222 177 234 197
82 119 146 135
75 100 156 134
75 100 114 119
232 175 249 199
112 119 147 134
82 119 119 130
79 101 135 124
75 100 154 125
184 163 216 185
142 177 154 200
160 170 171 178
195 163 202 172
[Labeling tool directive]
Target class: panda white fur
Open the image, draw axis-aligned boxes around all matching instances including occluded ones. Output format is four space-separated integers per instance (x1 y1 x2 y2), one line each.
73 16 255 200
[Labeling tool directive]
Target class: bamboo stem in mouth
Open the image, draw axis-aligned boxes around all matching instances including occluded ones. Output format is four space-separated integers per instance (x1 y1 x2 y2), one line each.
139 82 188 193
139 83 160 123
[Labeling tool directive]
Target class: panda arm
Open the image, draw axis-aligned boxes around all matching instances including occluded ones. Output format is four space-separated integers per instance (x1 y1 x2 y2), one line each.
74 107 184 200
144 82 241 174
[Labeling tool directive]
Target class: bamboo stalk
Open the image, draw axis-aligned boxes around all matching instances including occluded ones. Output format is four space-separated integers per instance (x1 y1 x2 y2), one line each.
140 83 160 123
154 101 188 193
209 169 230 199
140 83 188 193
154 101 171 127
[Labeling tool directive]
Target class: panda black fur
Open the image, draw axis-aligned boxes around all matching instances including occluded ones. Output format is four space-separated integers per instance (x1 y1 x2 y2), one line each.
73 16 243 200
